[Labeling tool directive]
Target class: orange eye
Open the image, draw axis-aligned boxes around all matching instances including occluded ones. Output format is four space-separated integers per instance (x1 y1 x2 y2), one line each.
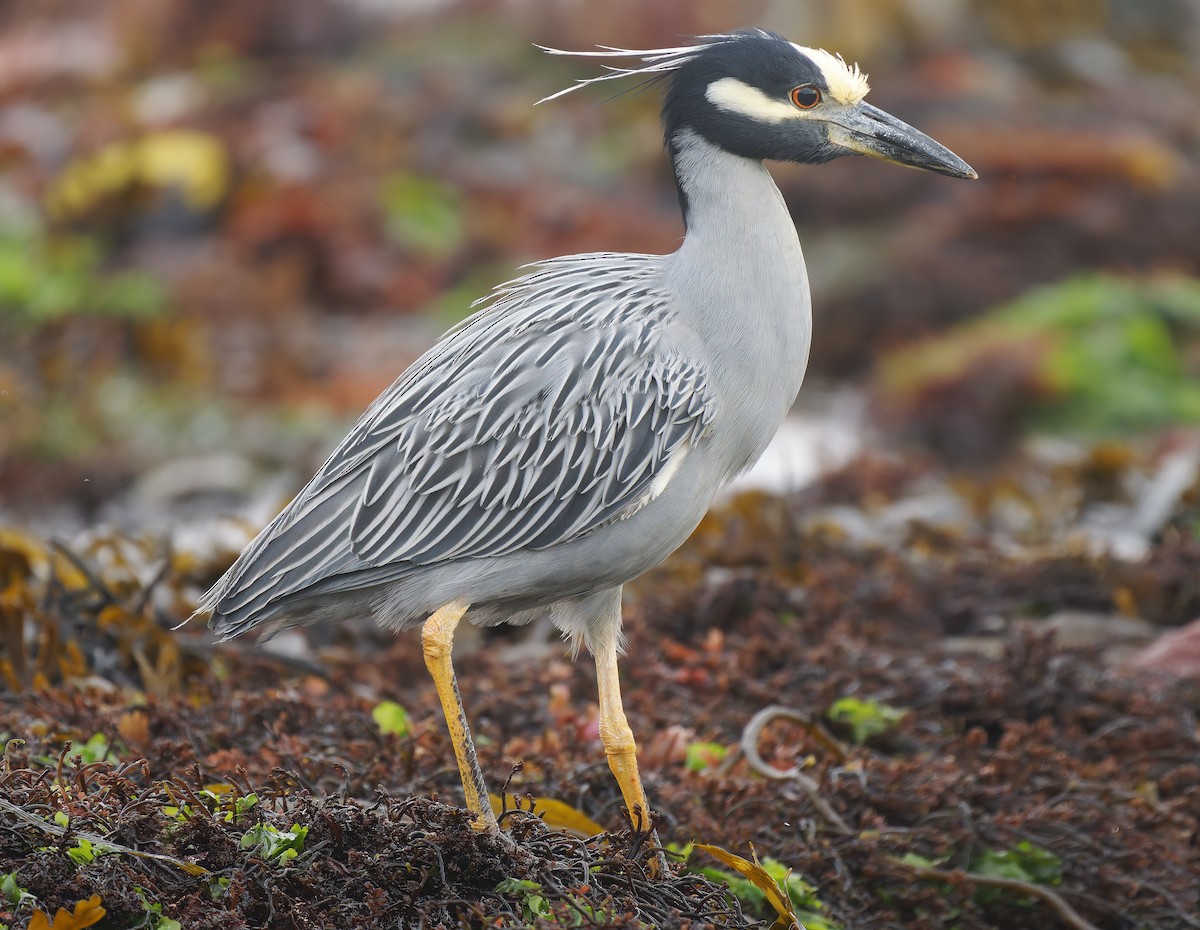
790 85 821 109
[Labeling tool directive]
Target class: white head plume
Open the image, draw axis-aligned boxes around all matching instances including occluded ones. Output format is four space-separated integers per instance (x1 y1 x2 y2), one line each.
535 33 745 105
536 30 869 107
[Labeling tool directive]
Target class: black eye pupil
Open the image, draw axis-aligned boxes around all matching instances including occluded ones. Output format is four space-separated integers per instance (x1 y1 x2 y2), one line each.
793 87 820 107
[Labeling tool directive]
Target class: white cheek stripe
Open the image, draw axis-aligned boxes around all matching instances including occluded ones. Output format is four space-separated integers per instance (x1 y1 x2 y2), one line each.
705 77 802 123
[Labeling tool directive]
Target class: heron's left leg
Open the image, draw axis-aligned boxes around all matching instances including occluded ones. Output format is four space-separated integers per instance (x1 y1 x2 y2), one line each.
421 599 498 834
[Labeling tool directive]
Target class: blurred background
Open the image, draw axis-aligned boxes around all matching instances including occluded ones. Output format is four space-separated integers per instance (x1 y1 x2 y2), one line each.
1 0 1199 533
2 10 1199 918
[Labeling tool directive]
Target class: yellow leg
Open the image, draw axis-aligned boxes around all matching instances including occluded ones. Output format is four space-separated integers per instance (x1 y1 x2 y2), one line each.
594 641 653 833
421 600 498 834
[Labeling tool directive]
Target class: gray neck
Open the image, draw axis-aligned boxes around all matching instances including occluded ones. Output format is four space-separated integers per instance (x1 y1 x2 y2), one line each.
670 131 792 236
663 130 813 481
664 130 809 339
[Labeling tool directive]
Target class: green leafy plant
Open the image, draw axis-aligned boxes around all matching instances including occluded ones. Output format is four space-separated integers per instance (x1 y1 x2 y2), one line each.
380 172 464 258
66 838 106 866
32 736 120 773
493 878 621 927
0 231 164 325
970 841 1063 904
163 787 257 824
494 878 552 922
75 734 116 765
877 274 1200 437
134 888 182 930
43 814 115 866
224 792 259 823
892 851 946 870
896 843 1063 908
202 789 258 824
239 823 308 866
1 872 35 908
826 697 906 744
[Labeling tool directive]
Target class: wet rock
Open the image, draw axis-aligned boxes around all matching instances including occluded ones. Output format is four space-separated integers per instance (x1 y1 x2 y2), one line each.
1125 616 1200 678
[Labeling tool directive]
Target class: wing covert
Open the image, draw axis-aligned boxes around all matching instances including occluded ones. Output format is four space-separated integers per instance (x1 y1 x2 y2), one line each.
208 253 716 623
346 273 713 567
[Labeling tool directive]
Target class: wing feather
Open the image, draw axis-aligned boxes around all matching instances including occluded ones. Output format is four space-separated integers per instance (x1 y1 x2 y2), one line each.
205 253 716 632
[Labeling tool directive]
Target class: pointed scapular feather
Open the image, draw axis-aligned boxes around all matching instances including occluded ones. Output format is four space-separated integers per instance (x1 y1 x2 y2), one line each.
204 252 717 622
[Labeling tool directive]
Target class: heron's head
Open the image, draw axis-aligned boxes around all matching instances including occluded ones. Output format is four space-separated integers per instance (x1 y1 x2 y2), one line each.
666 30 974 178
542 29 975 180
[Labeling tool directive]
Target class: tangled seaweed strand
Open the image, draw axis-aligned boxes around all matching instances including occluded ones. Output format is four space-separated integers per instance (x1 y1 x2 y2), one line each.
0 750 756 929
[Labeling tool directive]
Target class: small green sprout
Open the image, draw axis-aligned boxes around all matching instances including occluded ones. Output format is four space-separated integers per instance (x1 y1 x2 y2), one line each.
135 888 182 930
163 787 258 824
685 741 729 773
495 878 552 922
893 851 947 870
372 700 411 737
826 697 906 744
201 789 258 823
71 734 116 765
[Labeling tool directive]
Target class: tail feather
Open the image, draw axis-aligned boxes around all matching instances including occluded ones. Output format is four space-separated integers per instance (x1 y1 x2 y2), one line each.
192 477 364 638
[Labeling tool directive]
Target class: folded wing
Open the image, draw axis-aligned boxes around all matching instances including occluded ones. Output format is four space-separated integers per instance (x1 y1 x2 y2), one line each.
204 254 715 635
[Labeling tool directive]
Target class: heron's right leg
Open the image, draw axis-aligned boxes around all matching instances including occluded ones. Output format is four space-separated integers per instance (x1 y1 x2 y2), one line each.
594 639 653 832
593 627 670 876
421 600 498 834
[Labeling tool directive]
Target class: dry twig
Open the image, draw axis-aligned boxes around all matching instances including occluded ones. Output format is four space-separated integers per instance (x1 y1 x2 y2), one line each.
741 705 853 835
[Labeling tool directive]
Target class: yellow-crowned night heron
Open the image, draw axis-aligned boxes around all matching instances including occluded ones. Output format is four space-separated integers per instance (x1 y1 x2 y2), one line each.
197 29 974 838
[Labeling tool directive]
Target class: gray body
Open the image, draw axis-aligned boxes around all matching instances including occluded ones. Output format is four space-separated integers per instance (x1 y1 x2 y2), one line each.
204 137 808 652
202 30 973 655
